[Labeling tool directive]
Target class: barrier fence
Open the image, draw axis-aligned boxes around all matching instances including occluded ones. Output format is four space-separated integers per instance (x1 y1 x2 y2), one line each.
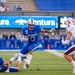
0 39 74 50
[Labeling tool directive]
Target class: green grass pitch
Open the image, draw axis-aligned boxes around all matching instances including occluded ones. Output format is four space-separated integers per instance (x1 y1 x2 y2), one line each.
0 50 74 75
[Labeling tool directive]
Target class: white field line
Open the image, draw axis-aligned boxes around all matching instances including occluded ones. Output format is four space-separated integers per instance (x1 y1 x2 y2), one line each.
0 53 18 56
0 49 20 51
45 50 64 58
0 49 64 58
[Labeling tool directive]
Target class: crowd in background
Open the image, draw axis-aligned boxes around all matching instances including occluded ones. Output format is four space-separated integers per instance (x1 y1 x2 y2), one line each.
41 31 75 49
0 31 28 49
0 0 22 12
0 31 75 49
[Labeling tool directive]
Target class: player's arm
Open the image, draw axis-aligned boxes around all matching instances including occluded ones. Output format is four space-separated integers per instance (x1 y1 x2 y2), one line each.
41 29 50 33
66 32 71 40
4 61 10 72
62 31 71 44
41 28 55 33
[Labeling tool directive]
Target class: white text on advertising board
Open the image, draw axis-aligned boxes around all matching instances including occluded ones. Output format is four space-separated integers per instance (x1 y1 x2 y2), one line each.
15 19 55 26
0 20 9 25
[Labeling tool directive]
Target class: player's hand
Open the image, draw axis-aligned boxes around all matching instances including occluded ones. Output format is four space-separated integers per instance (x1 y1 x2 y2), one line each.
62 39 70 44
61 37 64 41
5 69 9 72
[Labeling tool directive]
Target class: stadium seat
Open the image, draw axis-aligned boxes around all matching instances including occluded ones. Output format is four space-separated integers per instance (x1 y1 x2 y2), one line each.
3 0 29 11
35 0 75 11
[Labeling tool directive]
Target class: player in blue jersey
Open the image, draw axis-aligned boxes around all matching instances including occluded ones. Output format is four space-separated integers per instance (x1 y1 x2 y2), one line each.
9 18 54 69
0 57 21 72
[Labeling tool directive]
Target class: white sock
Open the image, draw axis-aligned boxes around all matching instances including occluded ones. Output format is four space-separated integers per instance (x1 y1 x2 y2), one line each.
71 60 75 67
27 54 32 65
23 59 28 64
17 56 21 62
10 57 15 62
10 54 18 62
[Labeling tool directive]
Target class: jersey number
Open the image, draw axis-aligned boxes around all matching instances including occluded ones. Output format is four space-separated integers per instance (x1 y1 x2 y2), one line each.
30 36 35 42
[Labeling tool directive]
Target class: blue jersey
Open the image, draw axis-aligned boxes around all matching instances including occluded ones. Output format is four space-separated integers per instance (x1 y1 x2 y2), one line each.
60 34 66 40
0 65 7 72
22 25 41 43
0 65 18 72
43 35 49 42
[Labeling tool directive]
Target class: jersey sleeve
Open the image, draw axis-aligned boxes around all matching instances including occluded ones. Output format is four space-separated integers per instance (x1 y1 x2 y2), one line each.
22 27 28 35
66 26 73 33
35 25 41 33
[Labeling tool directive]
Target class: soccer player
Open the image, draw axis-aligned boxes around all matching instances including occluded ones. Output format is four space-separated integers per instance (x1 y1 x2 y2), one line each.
62 18 75 73
0 57 21 72
10 18 54 69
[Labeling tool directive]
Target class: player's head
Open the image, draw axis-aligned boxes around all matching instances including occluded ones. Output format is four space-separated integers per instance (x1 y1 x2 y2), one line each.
0 57 4 65
27 18 35 31
66 19 71 24
65 18 75 27
65 19 71 27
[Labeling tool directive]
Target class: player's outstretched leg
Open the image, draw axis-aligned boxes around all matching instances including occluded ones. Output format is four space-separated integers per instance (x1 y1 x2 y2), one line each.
22 54 32 69
72 62 75 74
63 54 75 73
9 56 21 72
9 53 19 63
23 58 29 69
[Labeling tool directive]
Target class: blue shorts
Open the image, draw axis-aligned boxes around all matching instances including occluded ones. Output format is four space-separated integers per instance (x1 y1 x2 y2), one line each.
10 66 19 72
0 65 7 72
20 43 39 54
0 65 19 72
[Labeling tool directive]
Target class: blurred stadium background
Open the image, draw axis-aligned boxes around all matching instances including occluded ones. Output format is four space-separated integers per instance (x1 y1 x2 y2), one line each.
0 0 75 75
